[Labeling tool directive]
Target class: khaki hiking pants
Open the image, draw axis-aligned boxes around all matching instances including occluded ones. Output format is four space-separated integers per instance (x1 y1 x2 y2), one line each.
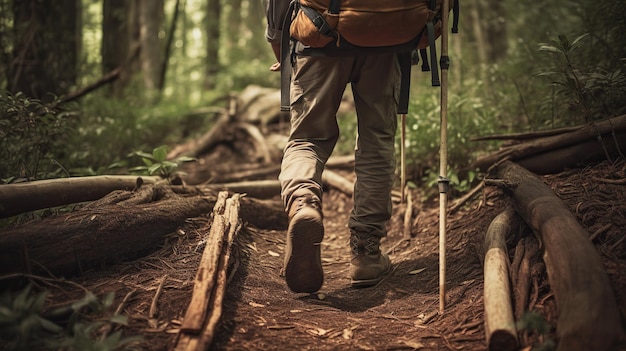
279 52 401 238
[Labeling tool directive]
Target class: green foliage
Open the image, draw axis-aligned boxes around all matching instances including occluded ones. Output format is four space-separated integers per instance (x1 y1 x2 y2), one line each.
516 311 556 351
399 77 500 198
63 92 202 177
129 145 196 178
0 285 141 351
495 0 626 130
0 91 79 181
537 33 626 123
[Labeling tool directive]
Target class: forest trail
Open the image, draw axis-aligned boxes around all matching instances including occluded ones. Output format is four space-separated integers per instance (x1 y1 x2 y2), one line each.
208 185 493 351
8 158 626 351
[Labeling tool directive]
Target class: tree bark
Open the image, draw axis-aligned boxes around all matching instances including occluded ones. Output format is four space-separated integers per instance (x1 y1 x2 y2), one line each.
176 192 242 350
0 187 217 276
496 161 624 351
0 175 161 218
180 192 229 333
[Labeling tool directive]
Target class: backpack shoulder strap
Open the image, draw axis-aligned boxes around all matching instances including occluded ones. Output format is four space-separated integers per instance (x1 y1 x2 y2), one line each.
280 0 298 111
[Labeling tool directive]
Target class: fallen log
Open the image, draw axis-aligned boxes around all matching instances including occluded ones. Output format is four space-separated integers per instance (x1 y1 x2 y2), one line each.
511 236 539 321
0 175 161 218
322 169 354 196
496 161 624 351
0 188 217 276
471 125 583 142
515 131 626 174
474 114 626 173
180 192 229 333
483 206 518 351
176 192 242 350
204 169 355 199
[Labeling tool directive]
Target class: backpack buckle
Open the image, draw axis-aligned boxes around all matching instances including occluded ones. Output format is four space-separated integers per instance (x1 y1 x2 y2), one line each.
315 18 334 37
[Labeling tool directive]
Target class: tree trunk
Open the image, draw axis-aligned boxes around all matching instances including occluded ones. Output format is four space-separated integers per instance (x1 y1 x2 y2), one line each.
10 0 79 99
485 0 507 62
468 0 489 94
138 0 163 92
102 0 133 95
205 0 221 90
158 0 181 91
225 0 242 54
496 161 624 351
245 0 270 59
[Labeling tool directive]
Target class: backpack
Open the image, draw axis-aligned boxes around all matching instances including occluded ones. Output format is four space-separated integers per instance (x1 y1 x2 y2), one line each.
279 0 459 112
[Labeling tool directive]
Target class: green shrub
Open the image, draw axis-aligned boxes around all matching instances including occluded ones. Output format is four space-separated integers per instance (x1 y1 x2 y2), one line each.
0 92 79 181
0 285 141 351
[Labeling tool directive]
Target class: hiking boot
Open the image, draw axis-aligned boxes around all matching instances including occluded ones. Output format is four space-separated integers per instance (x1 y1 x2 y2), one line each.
284 194 324 293
349 232 391 288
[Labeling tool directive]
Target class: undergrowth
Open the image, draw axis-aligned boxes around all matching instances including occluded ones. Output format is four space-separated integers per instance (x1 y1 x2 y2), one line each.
0 284 141 351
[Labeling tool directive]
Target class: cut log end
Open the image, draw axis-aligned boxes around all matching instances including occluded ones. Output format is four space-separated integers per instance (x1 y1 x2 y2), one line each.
488 329 518 351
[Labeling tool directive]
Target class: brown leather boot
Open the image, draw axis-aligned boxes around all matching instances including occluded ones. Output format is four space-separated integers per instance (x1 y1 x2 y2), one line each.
284 194 324 293
349 232 391 288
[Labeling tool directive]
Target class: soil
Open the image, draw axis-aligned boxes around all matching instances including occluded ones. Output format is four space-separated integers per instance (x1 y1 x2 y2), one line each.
17 155 626 350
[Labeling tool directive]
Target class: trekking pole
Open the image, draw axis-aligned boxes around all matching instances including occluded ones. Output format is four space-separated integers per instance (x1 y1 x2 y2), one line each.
438 0 451 314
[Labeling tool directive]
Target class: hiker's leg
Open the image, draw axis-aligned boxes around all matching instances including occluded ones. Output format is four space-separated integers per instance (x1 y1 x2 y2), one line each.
279 54 351 209
349 53 400 238
279 54 353 293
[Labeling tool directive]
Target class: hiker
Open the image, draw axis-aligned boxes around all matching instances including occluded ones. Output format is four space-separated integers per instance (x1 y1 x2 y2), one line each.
265 0 397 293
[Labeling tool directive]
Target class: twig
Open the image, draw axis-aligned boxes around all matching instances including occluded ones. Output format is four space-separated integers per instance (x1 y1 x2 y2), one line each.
57 67 121 105
592 177 626 185
449 180 484 213
403 186 413 238
609 234 626 254
589 223 612 241
116 289 138 315
149 275 168 319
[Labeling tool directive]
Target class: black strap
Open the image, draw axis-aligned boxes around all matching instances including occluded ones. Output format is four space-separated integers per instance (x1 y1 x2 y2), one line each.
426 21 440 86
429 0 437 12
300 5 335 37
419 49 430 72
280 0 298 111
328 0 340 14
452 0 460 33
397 52 412 115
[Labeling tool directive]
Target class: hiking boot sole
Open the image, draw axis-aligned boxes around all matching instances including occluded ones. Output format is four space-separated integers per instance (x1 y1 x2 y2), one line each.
284 215 324 293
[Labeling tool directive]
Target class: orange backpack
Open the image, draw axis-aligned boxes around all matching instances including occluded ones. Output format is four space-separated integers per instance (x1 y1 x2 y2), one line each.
279 0 459 112
290 0 453 49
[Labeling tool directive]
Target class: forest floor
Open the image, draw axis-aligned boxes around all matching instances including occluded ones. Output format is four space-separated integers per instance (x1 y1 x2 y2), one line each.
32 156 626 350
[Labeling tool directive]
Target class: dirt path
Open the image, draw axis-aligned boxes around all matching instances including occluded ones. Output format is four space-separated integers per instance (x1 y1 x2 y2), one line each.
209 188 496 350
